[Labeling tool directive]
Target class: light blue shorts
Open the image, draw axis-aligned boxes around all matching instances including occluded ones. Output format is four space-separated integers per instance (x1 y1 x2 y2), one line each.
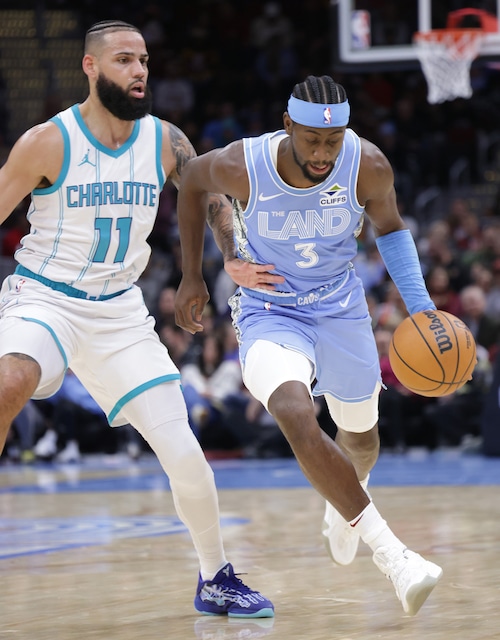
229 268 381 403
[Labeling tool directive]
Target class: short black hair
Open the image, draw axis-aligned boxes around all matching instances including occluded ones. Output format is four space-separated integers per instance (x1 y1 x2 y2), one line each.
84 20 141 53
291 75 347 104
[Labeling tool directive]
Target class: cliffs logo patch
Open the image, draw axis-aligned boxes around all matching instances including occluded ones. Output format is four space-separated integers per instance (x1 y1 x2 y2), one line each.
319 184 347 206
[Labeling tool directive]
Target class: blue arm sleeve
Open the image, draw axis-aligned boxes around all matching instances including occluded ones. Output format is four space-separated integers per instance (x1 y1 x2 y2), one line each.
375 229 436 316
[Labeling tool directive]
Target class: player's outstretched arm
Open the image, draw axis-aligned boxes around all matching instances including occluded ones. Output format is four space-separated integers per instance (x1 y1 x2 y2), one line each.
359 139 435 316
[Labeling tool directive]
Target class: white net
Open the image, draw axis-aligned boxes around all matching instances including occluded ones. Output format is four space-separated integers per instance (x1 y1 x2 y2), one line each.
414 29 484 104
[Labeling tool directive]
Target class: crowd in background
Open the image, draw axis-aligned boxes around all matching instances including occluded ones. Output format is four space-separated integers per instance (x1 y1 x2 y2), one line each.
1 0 500 464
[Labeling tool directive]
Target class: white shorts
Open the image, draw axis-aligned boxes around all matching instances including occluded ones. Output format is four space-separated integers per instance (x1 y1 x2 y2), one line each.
0 275 180 426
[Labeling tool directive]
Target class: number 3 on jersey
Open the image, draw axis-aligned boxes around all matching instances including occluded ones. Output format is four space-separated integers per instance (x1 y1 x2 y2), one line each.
295 242 319 268
93 217 132 263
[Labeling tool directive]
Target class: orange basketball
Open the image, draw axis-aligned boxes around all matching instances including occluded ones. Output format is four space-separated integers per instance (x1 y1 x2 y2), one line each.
388 310 477 397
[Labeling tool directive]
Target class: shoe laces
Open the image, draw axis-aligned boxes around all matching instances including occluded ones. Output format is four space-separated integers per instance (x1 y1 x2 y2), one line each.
222 570 254 594
378 547 413 586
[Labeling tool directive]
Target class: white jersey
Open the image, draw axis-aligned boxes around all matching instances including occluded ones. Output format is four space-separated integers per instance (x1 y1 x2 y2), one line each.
15 105 165 298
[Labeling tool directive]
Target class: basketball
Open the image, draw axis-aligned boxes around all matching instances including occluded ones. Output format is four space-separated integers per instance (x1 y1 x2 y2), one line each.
388 310 477 397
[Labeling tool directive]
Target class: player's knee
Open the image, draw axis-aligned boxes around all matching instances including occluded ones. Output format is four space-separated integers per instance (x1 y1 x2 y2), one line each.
169 448 216 499
336 425 380 460
268 382 318 442
0 353 40 398
0 355 40 426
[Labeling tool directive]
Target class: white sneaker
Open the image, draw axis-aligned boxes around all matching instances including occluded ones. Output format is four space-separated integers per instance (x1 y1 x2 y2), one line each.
34 429 58 458
372 546 443 616
56 441 81 463
322 501 360 566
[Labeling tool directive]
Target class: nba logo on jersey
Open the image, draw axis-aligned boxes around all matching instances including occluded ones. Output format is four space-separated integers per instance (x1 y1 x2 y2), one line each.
323 107 331 125
15 278 26 292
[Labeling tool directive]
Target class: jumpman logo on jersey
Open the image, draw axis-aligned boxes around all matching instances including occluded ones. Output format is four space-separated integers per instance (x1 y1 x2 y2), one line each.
78 149 96 167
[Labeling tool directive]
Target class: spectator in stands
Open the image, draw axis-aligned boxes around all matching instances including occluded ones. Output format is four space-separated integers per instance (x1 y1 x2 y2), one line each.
153 284 178 329
375 327 431 451
465 219 500 269
418 219 469 291
423 343 493 450
425 264 463 317
459 284 500 363
0 71 10 147
199 101 244 151
1 200 30 257
484 259 500 317
352 241 387 300
180 330 247 452
2 401 43 464
249 2 294 51
34 370 143 462
372 281 407 332
152 57 195 124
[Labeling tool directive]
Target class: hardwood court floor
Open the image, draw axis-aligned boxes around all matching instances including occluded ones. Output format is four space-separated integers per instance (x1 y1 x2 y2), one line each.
1 453 499 640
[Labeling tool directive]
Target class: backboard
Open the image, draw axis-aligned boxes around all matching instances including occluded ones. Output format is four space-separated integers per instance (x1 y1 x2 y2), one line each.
332 0 500 71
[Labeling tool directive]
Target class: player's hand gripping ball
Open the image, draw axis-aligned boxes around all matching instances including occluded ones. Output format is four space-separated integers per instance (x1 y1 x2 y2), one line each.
389 310 477 397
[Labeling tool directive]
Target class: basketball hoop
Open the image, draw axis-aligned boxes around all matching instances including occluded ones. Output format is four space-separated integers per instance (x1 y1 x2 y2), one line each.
413 29 485 104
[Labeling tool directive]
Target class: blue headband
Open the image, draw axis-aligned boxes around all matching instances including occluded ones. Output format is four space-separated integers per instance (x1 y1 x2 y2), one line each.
287 95 350 128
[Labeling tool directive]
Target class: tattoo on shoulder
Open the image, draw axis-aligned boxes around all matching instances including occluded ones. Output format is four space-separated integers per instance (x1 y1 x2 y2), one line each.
169 124 196 176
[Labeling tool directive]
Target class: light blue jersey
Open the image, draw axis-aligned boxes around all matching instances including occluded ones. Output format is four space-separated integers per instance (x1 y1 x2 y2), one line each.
230 128 381 403
15 105 165 299
234 127 364 297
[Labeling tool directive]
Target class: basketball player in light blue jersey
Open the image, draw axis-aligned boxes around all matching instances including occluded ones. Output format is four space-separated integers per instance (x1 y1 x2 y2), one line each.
175 75 443 617
0 20 274 618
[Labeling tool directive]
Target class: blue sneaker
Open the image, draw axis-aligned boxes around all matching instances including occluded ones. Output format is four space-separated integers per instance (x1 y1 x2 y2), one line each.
194 563 274 618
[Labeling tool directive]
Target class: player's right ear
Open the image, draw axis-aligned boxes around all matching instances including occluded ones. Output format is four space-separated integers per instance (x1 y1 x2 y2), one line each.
82 54 97 78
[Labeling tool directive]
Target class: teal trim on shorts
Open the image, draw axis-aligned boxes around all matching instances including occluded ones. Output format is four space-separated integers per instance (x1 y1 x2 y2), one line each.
107 374 181 424
20 317 69 369
15 265 130 301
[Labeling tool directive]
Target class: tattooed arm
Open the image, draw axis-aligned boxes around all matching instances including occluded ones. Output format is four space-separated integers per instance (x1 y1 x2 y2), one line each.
163 121 235 261
163 121 197 189
207 194 237 262
164 121 285 332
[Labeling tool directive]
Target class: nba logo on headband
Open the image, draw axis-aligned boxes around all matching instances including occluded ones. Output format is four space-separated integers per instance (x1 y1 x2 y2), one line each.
287 96 350 128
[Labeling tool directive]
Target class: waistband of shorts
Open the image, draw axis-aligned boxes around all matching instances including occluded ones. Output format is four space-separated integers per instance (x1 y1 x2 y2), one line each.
241 264 352 307
14 265 130 301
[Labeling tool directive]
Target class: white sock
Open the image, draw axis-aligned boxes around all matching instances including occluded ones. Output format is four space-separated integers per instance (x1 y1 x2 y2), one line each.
349 501 406 553
360 474 370 492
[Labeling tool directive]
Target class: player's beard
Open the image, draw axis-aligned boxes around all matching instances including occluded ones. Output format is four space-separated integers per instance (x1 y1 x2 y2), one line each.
96 73 153 121
292 144 334 185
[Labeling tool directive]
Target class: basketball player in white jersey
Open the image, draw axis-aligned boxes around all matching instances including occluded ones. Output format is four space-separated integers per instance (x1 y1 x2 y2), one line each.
175 75 443 617
0 20 273 618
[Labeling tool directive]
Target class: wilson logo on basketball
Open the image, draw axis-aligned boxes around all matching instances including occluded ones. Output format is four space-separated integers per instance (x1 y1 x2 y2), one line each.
389 309 477 397
422 310 453 354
